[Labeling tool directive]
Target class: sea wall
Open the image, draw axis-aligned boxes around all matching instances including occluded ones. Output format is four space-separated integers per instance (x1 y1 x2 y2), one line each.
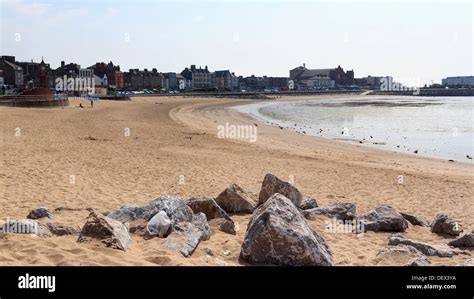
0 95 69 108
371 88 474 97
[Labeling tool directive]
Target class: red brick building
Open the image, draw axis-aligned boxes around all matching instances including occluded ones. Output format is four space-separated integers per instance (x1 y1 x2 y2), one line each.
115 71 124 90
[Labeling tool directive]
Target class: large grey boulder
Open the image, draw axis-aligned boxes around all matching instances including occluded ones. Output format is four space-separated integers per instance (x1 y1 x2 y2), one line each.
107 196 194 225
77 212 131 251
302 203 356 221
431 213 463 236
448 232 474 248
241 193 334 266
388 235 460 257
187 197 230 221
27 207 53 220
164 221 203 257
359 206 408 232
300 198 318 210
215 184 257 214
258 173 303 207
146 211 171 238
400 212 430 227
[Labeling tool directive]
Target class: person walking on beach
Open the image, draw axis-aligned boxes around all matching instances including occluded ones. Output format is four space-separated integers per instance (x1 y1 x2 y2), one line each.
90 99 94 108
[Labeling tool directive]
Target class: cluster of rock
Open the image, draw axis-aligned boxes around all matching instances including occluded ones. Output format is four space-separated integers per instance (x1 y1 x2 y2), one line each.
99 192 257 256
1 185 257 257
388 234 462 258
375 231 473 266
2 172 472 267
376 222 472 266
86 185 260 256
376 244 431 266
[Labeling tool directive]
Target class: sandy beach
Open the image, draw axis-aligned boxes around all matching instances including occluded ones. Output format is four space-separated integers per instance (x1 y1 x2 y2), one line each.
0 95 472 266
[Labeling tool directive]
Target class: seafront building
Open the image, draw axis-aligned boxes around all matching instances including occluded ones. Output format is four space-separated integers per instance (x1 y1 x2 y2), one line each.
0 56 24 87
1 55 356 93
212 70 239 91
238 75 290 91
441 76 474 87
123 68 168 91
354 76 393 89
16 59 50 88
176 73 192 90
289 64 354 89
163 73 177 90
88 61 120 88
4 53 471 94
181 65 212 90
48 61 81 88
115 71 124 90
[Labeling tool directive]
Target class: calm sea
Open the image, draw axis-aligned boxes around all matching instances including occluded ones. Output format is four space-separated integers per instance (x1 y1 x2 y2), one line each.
234 96 474 162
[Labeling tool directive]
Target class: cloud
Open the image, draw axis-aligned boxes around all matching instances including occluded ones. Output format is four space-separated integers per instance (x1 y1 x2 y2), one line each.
2 1 89 22
106 7 120 17
193 15 205 23
2 0 52 17
42 8 89 25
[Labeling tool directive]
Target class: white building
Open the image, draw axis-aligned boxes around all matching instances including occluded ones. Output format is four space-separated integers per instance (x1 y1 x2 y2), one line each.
92 74 108 96
289 65 335 89
94 74 108 86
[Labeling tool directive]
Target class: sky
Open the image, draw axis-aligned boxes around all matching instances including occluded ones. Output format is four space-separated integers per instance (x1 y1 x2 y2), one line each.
0 0 472 85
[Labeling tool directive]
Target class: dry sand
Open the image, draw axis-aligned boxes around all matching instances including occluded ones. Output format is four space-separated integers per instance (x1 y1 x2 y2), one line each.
0 96 472 266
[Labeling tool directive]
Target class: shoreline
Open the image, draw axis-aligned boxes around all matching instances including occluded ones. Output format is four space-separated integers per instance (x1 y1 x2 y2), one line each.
171 95 473 174
0 95 472 266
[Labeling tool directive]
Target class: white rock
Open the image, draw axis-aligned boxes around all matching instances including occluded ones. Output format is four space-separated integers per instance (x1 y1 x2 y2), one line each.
146 211 171 238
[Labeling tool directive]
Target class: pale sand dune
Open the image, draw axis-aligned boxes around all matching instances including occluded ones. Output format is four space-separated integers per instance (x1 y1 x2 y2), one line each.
0 96 472 266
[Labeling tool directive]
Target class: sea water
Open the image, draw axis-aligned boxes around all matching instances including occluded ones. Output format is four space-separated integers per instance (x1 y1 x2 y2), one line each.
234 96 474 162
